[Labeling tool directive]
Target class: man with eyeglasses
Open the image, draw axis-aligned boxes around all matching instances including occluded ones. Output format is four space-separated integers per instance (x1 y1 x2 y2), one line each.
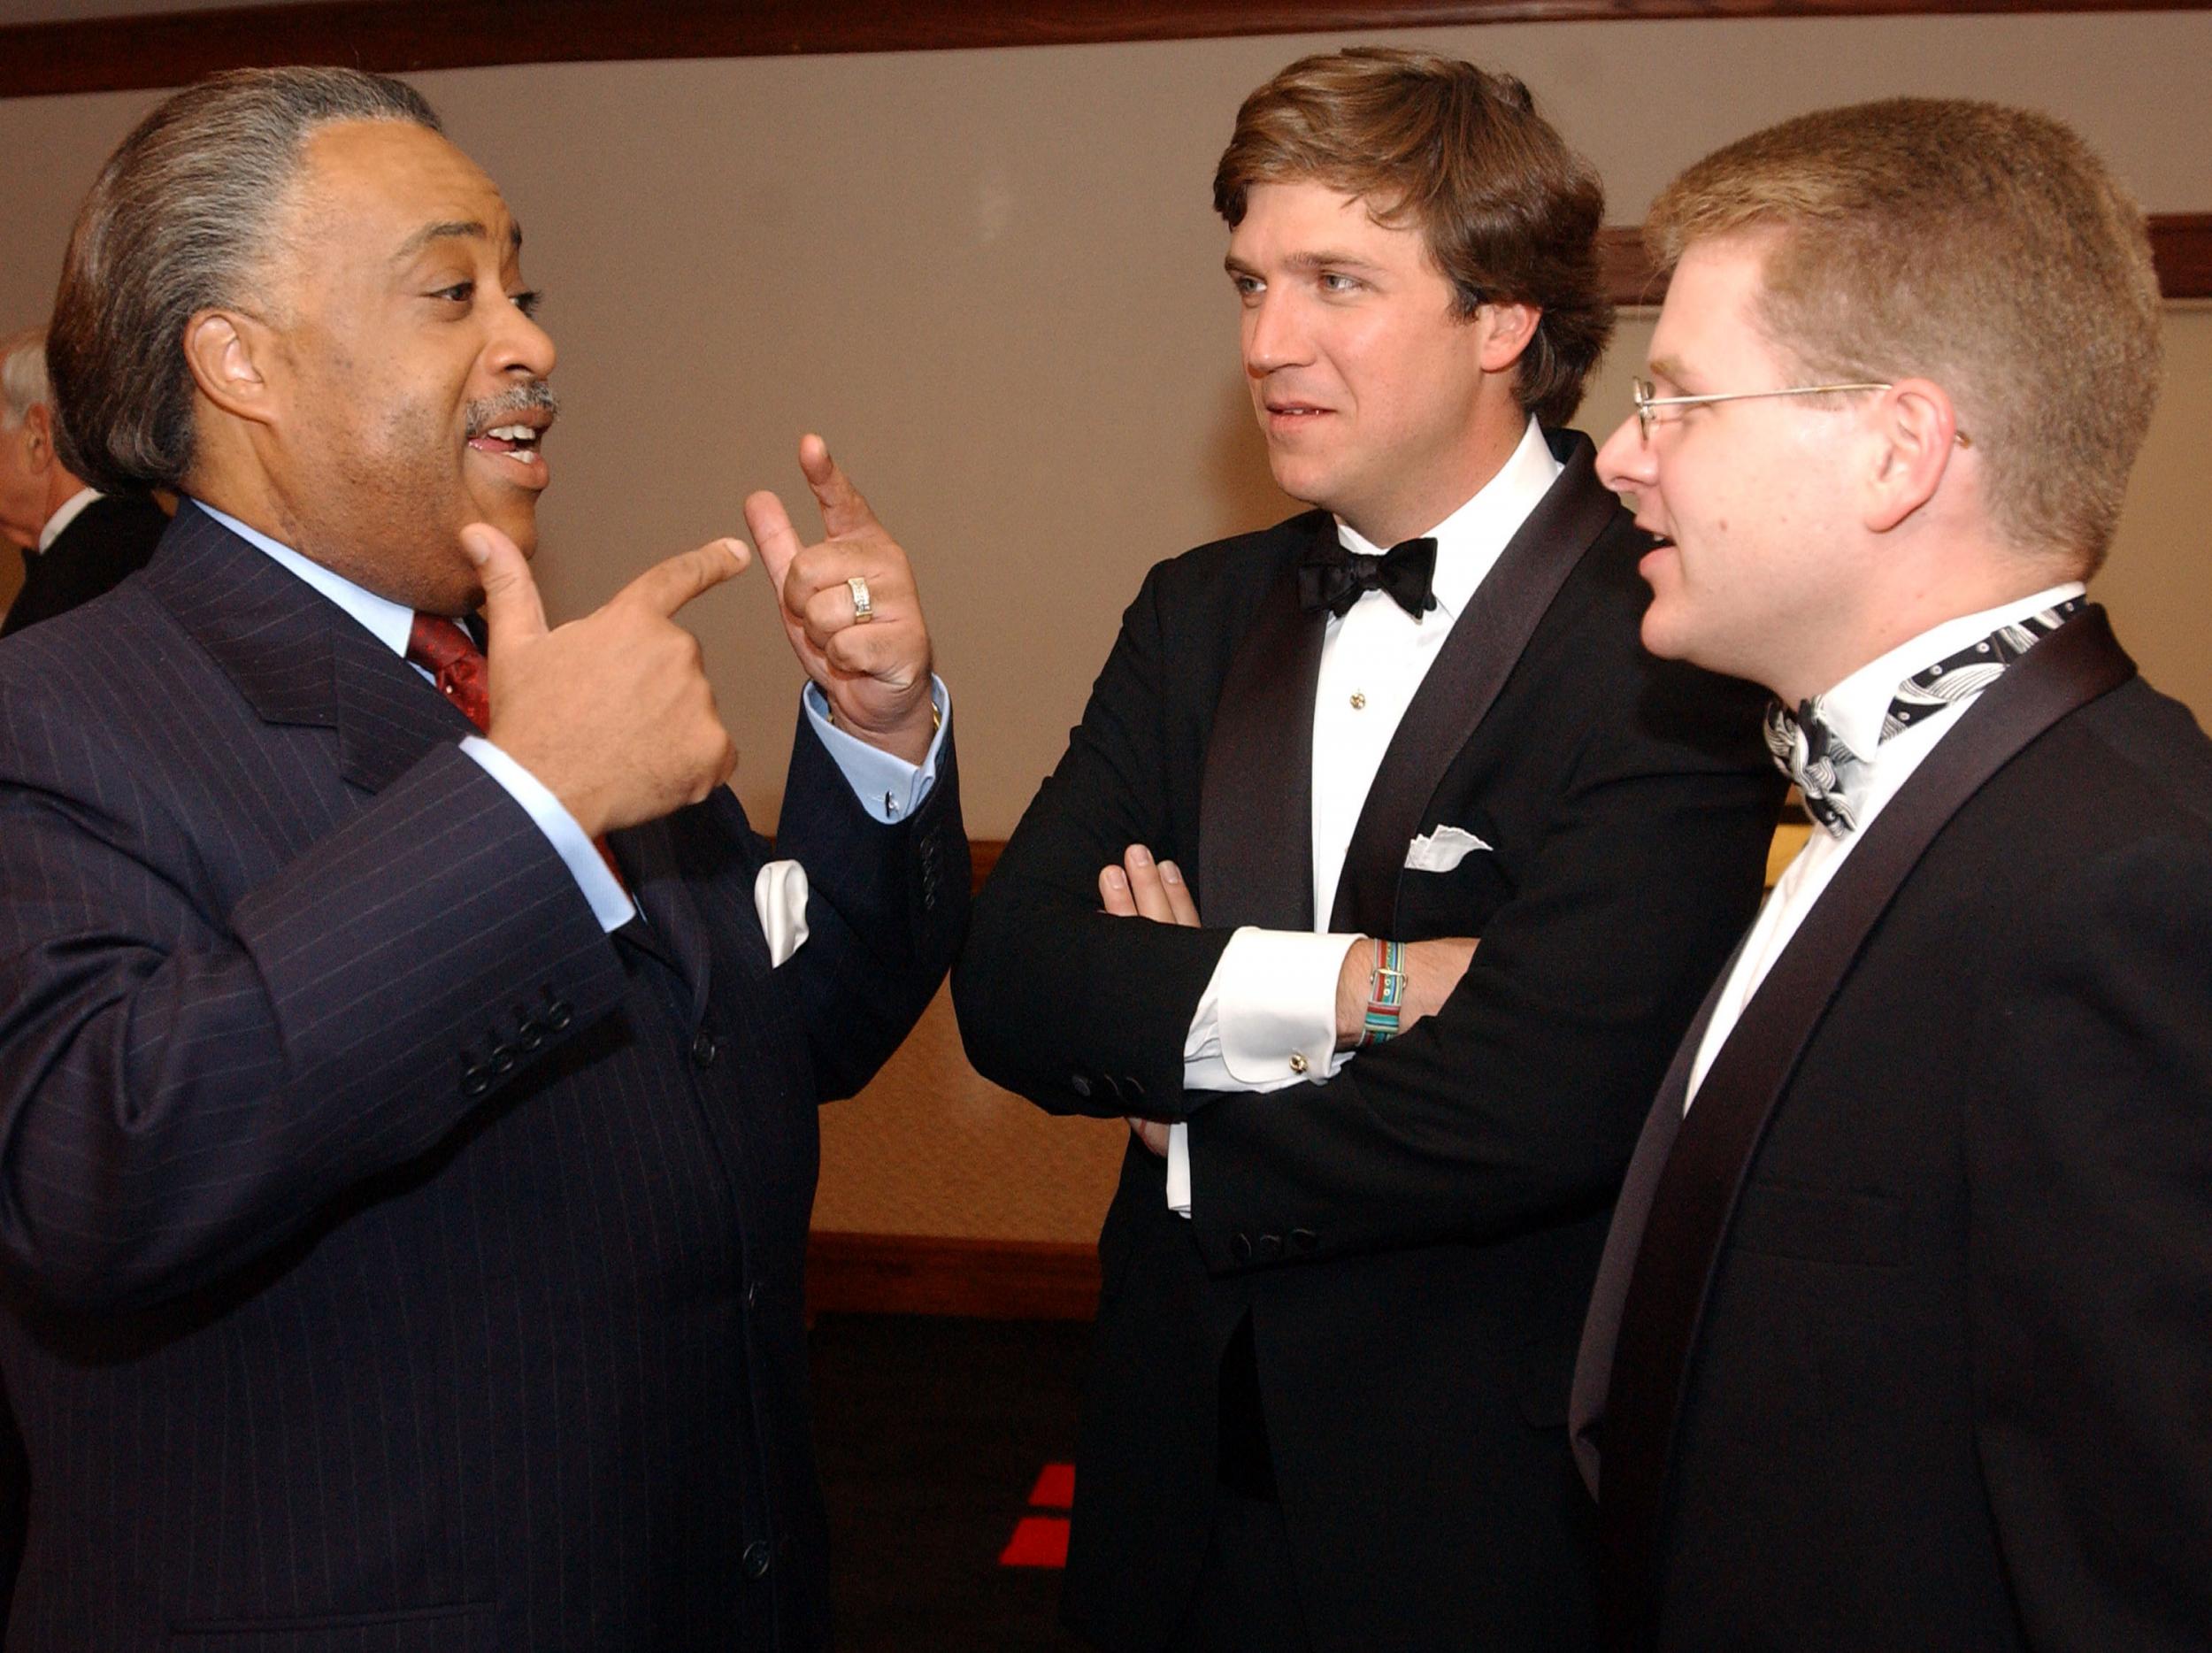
1572 98 2212 1650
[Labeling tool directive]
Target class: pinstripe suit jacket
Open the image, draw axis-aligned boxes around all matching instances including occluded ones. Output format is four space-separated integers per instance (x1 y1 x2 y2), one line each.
0 504 967 1652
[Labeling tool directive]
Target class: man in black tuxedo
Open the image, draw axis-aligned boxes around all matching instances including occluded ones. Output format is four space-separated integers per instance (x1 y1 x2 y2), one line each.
0 68 964 1649
1571 98 2212 1651
0 326 166 636
955 49 1780 1652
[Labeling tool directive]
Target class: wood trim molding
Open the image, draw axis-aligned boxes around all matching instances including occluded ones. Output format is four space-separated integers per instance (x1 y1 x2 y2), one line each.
1600 218 2212 304
806 1231 1100 1321
6 0 2212 101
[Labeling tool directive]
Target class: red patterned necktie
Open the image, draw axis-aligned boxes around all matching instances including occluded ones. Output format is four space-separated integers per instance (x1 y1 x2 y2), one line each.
406 614 491 730
407 613 626 889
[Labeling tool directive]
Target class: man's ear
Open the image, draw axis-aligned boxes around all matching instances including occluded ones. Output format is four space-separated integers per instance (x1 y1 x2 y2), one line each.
183 310 282 430
1863 378 1960 534
1475 301 1541 373
21 404 55 476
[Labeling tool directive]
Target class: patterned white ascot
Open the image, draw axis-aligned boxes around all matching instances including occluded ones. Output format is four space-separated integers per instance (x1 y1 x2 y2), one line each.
1766 595 2086 836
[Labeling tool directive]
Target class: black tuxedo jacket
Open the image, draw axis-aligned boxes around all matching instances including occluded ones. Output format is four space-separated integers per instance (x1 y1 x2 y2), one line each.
0 504 966 1651
955 433 1783 1651
0 491 166 638
1571 611 2212 1651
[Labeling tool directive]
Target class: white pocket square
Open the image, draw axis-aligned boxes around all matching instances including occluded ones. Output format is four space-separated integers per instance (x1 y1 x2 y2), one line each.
753 859 811 967
1404 825 1493 873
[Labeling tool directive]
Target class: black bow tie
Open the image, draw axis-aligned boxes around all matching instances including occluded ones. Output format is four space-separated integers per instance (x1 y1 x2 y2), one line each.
1298 535 1439 620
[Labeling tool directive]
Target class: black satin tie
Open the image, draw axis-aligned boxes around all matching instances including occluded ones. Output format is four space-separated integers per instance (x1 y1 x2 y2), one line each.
1297 535 1438 620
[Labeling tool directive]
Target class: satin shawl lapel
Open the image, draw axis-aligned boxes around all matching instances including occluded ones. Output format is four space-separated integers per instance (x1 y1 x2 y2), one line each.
1568 932 1745 1498
1329 431 1621 935
146 503 477 794
1594 609 2136 1649
1197 515 1333 931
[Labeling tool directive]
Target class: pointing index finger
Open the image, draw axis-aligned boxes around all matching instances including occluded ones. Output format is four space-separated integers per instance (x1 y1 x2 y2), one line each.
618 537 750 619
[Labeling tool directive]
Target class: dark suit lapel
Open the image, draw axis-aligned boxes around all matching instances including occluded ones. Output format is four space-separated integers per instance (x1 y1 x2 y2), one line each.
1330 431 1623 934
146 504 725 999
147 504 472 794
610 819 717 1018
1593 608 2136 1649
1196 514 1333 931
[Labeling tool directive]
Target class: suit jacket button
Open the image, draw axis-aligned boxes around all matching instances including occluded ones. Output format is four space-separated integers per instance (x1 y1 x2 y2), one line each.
1071 1074 1092 1099
489 1043 518 1075
691 1030 718 1068
541 997 573 1032
461 1065 493 1098
741 1540 772 1580
1231 1233 1253 1262
1257 1233 1284 1260
1122 1076 1146 1100
1290 1228 1317 1252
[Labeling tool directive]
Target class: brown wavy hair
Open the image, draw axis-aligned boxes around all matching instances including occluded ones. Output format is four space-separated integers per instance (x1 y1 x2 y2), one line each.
1213 47 1612 429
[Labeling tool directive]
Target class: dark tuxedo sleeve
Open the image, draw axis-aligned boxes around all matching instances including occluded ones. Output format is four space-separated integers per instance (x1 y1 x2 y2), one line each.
1968 827 2212 1646
960 548 1779 1264
762 707 970 1102
956 563 1246 1107
1184 660 1777 1267
0 679 625 1314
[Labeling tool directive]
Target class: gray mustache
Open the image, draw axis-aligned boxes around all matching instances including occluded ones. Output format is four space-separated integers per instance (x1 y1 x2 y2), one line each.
465 381 558 439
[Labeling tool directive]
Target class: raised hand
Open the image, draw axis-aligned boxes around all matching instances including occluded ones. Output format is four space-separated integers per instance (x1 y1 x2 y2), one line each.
743 434 936 764
461 522 744 837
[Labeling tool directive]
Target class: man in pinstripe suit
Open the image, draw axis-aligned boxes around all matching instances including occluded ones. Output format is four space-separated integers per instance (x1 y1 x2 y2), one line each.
0 68 964 1650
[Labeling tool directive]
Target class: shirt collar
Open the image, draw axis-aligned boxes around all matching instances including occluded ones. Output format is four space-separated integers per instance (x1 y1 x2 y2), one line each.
1814 580 2089 759
36 487 103 554
191 499 418 659
1336 417 1563 623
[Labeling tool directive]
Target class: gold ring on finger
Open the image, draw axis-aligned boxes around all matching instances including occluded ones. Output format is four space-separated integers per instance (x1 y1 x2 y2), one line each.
847 575 875 624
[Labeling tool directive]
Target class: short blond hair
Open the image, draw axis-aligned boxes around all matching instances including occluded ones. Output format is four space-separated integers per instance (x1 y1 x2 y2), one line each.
1647 98 2160 573
1215 47 1611 428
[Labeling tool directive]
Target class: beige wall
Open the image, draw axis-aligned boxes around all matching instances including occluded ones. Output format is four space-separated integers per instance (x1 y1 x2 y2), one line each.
3 17 2207 1243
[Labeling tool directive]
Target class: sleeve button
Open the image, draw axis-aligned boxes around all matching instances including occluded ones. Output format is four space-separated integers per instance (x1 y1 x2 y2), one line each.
1287 1052 1310 1075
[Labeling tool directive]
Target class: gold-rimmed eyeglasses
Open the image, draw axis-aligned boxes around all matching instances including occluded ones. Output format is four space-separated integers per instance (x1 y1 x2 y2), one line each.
1630 375 1895 444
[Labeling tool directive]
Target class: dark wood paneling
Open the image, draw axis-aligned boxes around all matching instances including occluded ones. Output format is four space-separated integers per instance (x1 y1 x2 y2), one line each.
2150 212 2212 301
806 1231 1099 1321
5 0 2212 101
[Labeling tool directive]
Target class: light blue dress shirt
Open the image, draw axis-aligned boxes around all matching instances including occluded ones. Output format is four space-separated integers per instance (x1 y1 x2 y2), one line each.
196 503 949 934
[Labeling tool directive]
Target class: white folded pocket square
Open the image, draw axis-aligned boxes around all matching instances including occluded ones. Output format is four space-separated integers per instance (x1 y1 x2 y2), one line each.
1404 825 1493 873
753 859 811 967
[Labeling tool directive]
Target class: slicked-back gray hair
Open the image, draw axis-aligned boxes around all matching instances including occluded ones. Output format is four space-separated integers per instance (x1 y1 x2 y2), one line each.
50 66 441 495
0 326 49 431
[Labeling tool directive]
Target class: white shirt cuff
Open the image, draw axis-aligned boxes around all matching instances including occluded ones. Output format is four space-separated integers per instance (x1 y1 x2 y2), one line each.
1170 927 1361 1216
461 735 637 933
1183 926 1359 1090
803 677 949 824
